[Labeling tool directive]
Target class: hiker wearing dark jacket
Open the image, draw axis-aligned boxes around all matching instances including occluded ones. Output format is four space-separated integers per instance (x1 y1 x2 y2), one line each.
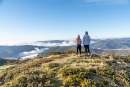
76 35 82 56
83 32 91 55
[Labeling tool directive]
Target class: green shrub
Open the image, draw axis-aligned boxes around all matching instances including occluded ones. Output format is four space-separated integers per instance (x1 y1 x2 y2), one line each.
81 79 96 87
61 68 86 77
61 67 98 86
63 76 97 87
97 66 115 78
48 63 60 69
63 76 81 86
61 67 97 78
96 80 109 87
3 70 58 87
124 56 130 63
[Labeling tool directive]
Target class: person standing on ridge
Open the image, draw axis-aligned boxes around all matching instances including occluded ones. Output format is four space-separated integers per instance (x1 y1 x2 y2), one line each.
83 31 91 57
76 35 82 56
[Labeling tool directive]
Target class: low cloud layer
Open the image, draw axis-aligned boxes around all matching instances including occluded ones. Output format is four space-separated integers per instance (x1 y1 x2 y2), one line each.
19 48 49 59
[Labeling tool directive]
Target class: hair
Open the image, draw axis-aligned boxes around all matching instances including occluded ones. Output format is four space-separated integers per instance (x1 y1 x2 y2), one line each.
77 35 81 39
85 31 88 35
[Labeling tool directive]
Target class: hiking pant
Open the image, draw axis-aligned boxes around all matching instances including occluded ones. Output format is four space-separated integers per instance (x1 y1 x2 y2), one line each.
84 45 90 54
77 45 81 55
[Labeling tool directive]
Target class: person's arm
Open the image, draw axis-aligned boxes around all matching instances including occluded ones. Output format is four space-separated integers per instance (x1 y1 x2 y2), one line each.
89 36 91 43
80 39 82 44
83 36 85 44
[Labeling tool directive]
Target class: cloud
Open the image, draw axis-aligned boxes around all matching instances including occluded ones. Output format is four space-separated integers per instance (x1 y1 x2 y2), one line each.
19 48 49 59
83 0 129 5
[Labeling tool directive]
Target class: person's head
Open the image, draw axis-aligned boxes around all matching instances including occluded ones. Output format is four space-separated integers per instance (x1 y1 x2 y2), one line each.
77 35 80 39
85 31 88 35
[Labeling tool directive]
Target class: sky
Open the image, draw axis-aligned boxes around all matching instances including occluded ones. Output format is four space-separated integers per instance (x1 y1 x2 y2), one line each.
0 0 130 44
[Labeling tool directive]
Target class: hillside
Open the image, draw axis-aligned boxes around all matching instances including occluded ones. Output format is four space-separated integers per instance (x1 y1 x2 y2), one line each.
0 52 130 87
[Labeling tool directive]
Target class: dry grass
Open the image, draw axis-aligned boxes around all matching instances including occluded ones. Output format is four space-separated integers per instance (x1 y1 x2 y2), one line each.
0 53 130 87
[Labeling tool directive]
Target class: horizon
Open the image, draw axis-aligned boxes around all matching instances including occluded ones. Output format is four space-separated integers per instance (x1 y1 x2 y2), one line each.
0 37 130 46
0 0 130 44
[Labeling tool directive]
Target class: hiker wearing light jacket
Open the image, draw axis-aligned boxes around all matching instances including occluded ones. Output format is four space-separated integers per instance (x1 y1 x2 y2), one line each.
83 31 91 55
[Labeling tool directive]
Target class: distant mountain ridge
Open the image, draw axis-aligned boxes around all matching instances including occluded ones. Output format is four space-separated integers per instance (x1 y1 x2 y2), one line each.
0 45 46 59
0 38 130 59
24 38 130 49
92 38 130 49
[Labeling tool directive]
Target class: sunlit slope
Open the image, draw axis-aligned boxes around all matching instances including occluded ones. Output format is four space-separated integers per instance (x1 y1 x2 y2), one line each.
0 53 130 87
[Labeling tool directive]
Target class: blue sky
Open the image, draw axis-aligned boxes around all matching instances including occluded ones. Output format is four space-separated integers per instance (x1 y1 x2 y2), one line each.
0 0 130 44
